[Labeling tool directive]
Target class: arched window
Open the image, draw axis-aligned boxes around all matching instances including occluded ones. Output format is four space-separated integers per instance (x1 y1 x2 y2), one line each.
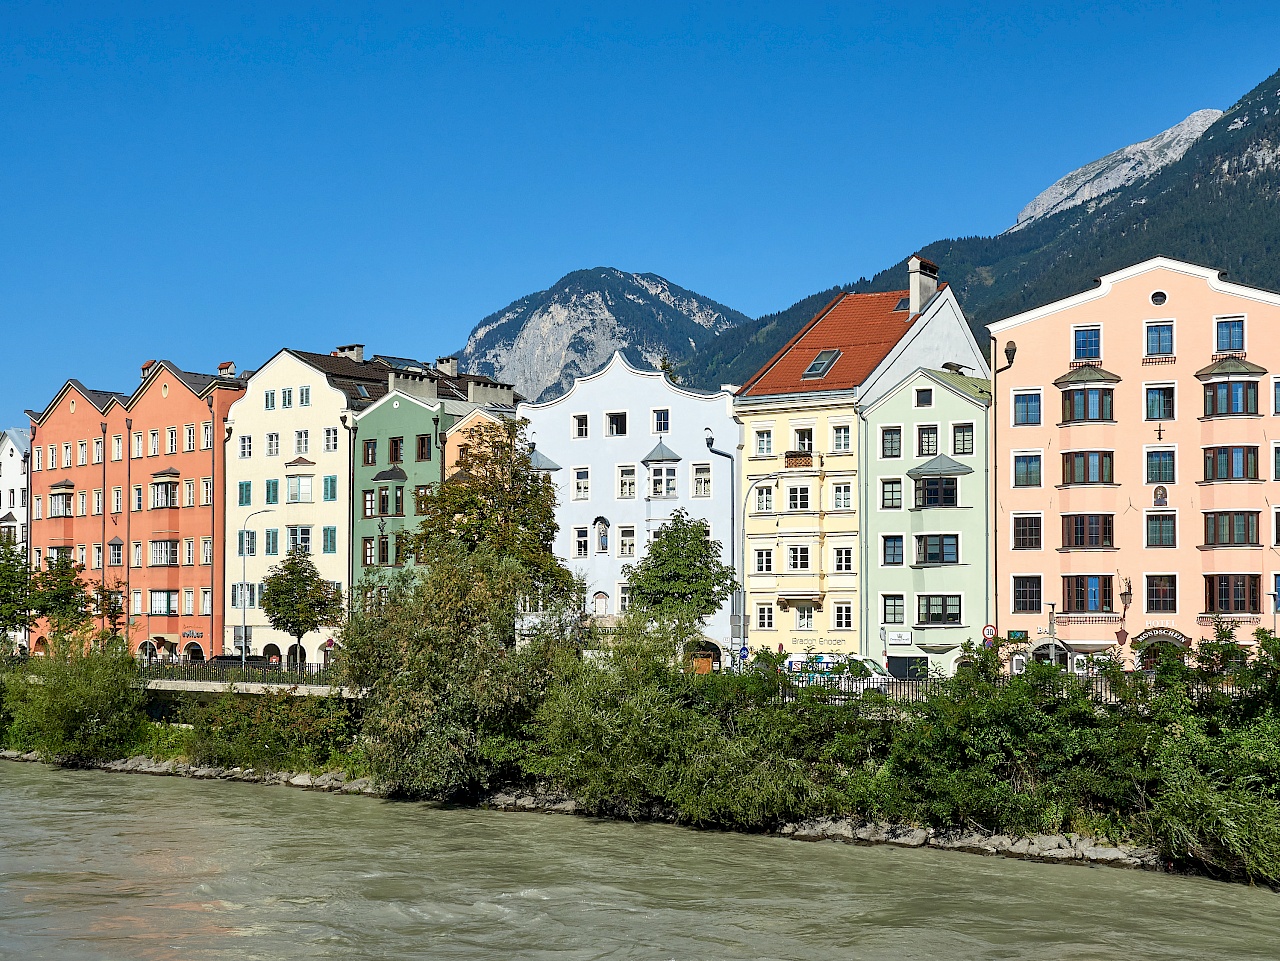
592 592 609 616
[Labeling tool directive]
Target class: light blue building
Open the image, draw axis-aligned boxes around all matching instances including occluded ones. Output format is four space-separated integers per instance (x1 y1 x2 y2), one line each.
517 353 741 657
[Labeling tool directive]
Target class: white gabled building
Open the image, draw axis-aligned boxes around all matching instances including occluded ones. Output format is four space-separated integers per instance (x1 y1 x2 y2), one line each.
517 353 741 659
1 427 30 653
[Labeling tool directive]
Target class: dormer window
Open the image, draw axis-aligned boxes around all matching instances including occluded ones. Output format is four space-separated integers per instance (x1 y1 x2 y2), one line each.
802 349 841 379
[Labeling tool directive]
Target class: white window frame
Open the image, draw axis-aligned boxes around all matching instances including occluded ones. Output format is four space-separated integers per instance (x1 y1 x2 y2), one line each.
571 413 589 439
1143 571 1180 616
605 411 628 437
616 464 637 500
830 422 852 454
830 481 852 510
1010 511 1045 551
1143 318 1176 358
1010 387 1044 428
1142 380 1177 422
879 477 904 511
1010 449 1045 489
878 424 903 461
1214 314 1247 354
1010 573 1044 615
1070 323 1103 362
572 467 590 501
1144 443 1178 486
880 533 905 568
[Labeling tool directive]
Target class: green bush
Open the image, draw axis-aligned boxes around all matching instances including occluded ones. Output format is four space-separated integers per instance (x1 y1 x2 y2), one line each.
184 690 362 774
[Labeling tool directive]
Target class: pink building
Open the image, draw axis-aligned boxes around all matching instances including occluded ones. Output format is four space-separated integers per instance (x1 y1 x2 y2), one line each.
990 257 1280 669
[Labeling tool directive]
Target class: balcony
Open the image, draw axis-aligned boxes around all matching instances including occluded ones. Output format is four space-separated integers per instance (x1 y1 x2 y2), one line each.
784 450 813 469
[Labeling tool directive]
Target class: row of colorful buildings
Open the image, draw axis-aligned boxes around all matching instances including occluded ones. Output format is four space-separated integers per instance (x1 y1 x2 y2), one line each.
11 255 1280 675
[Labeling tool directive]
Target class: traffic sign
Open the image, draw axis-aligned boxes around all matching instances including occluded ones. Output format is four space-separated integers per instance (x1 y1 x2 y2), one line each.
982 624 997 641
739 646 750 660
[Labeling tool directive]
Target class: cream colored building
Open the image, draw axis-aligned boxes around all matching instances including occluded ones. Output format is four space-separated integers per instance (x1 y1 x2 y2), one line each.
735 257 988 662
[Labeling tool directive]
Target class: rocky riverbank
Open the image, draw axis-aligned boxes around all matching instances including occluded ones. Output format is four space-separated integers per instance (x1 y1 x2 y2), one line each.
2 750 1162 873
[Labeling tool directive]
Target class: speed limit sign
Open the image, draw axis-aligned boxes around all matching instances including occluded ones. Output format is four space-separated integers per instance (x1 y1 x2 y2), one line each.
982 624 997 641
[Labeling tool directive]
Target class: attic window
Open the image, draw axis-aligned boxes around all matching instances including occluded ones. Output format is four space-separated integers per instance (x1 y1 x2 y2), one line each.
356 385 370 398
894 297 911 312
802 349 841 380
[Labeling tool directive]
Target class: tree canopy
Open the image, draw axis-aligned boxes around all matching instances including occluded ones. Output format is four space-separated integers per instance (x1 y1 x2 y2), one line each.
261 548 344 644
623 508 736 624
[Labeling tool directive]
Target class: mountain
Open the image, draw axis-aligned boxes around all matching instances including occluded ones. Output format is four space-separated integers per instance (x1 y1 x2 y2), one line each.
458 268 750 401
1010 108 1222 230
679 65 1280 389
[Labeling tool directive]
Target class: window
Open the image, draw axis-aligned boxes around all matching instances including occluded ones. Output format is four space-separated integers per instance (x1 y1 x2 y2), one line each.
1216 317 1245 352
832 425 851 453
325 428 339 452
362 538 375 566
1073 327 1101 360
755 430 773 456
794 428 813 452
238 481 251 506
788 486 810 510
1013 576 1042 613
388 437 403 463
1146 450 1175 484
693 464 711 497
149 430 159 456
1146 323 1174 356
132 486 143 511
1013 393 1041 425
201 589 212 616
575 527 588 557
802 349 840 378
183 479 195 507
92 438 102 464
882 536 903 566
755 549 773 573
795 605 814 630
1203 511 1260 546
1204 381 1258 417
573 414 588 438
1145 386 1175 420
619 527 636 557
573 468 590 500
150 481 179 509
1013 455 1044 491
237 530 256 556
881 427 901 458
834 547 853 572
917 426 938 456
230 583 257 609
1147 575 1177 613
416 435 432 461
363 440 377 466
651 466 676 498
1062 575 1113 613
788 546 810 570
756 486 773 512
916 534 959 564
1013 515 1042 549
918 594 961 625
112 487 122 513
914 477 957 508
323 476 337 502
281 388 293 408
1062 451 1114 485
202 422 213 450
265 433 279 457
264 389 276 410
149 590 179 615
150 540 179 566
653 409 669 433
1062 514 1114 549
201 478 212 506
1061 388 1113 423
377 487 389 515
130 589 140 614
287 525 312 553
757 605 774 629
287 475 313 503
606 412 627 437
299 386 311 406
618 466 636 499
32 447 41 471
265 528 279 556
109 542 123 566
1205 574 1260 614
951 423 974 456
323 527 337 554
265 479 279 505
62 442 72 468
831 483 851 509
294 430 310 455
915 388 933 407
394 487 404 515
239 435 252 459
1147 512 1177 547
881 479 902 509
833 602 853 630
883 595 905 625
111 435 122 461
201 538 212 565
92 545 102 569
93 490 104 515
166 428 177 455
184 425 196 452
182 589 194 616
1204 446 1259 481
77 491 87 516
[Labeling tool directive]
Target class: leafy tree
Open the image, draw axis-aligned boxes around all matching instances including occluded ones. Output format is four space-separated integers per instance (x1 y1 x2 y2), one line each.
30 554 93 642
261 548 344 656
0 541 32 647
623 508 736 624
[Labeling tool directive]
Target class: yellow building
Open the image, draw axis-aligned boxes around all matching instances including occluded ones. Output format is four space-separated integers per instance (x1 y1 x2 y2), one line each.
735 257 988 661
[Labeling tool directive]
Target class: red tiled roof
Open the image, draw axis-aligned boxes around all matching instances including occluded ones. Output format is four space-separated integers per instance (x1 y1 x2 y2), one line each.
739 289 921 397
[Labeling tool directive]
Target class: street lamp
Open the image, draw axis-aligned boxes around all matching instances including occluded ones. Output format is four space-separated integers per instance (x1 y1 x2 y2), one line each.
238 508 273 669
1119 578 1133 618
704 428 737 666
740 472 782 671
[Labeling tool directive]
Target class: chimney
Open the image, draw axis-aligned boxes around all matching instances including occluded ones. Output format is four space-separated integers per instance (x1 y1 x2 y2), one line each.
389 371 437 401
218 361 236 378
333 344 365 363
436 356 458 377
466 379 514 406
908 255 939 315
140 359 157 380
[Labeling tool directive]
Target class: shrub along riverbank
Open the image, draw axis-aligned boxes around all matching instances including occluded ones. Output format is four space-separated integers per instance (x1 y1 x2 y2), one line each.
5 622 1280 886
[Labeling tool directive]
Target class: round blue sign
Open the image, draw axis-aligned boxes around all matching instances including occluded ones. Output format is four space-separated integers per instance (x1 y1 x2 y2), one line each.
739 647 750 660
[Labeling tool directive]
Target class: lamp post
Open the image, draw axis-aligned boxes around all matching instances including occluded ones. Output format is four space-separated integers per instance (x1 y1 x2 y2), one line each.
1271 590 1278 637
703 428 738 664
739 471 781 671
238 508 273 669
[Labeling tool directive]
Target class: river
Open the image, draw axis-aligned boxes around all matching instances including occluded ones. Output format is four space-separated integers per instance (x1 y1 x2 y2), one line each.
1 763 1277 960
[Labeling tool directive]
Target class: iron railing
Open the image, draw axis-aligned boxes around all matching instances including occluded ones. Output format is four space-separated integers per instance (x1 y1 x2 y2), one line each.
135 661 343 687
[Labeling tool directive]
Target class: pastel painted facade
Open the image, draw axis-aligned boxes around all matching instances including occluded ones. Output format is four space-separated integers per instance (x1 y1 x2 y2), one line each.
517 352 739 654
0 428 29 549
736 257 989 662
861 368 991 676
990 257 1280 668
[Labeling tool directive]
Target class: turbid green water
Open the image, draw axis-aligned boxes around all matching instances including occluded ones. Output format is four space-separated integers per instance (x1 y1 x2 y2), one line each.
1 763 1277 960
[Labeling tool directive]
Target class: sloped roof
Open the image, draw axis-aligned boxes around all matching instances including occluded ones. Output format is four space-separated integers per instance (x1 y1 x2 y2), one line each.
1052 364 1123 387
372 466 408 481
0 428 30 456
739 290 924 397
1195 357 1268 380
907 454 975 479
925 370 991 405
528 448 561 471
642 440 682 464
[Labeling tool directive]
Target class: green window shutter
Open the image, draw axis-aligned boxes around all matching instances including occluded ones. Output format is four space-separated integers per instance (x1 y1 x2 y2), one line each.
322 526 337 553
323 475 337 501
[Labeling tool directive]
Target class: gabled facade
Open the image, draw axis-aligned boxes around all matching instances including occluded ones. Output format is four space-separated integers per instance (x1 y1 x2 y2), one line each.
0 428 30 550
517 352 740 655
990 257 1280 669
27 360 244 659
861 367 991 676
735 257 989 662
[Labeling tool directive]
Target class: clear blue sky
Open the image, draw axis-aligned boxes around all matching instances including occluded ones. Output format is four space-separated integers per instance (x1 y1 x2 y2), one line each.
3 2 1276 421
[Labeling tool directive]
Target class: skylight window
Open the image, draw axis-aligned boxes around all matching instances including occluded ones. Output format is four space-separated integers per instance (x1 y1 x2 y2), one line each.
894 297 911 312
356 384 369 398
802 349 841 379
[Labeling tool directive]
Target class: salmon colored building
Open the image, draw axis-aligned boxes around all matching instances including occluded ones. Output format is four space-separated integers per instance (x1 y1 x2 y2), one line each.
27 360 245 659
990 258 1280 669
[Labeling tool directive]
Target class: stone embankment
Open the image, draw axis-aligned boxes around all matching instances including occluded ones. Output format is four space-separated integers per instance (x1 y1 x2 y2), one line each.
779 816 1161 871
0 749 381 796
